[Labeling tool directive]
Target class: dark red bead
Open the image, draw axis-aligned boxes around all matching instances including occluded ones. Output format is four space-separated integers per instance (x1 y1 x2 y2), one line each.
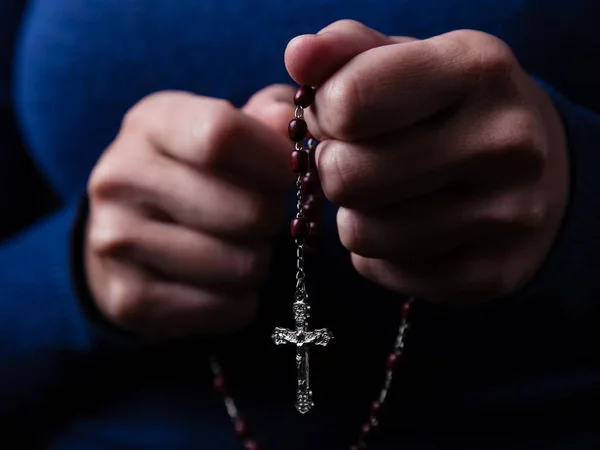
234 419 249 438
245 440 261 450
291 217 310 239
213 375 226 393
361 423 372 437
301 171 320 195
290 149 309 174
386 352 400 370
371 400 381 415
294 85 315 108
288 119 308 142
401 301 411 320
302 195 322 219
349 446 359 450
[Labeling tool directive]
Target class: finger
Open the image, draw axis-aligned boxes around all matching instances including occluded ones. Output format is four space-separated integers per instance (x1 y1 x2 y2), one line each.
285 20 397 87
390 36 419 44
316 102 541 209
93 141 285 239
243 84 297 136
351 238 525 303
88 203 272 291
97 258 257 338
122 91 293 191
337 185 540 260
306 30 505 140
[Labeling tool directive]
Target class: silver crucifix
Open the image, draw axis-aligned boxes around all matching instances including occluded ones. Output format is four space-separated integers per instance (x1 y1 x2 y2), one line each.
272 299 333 414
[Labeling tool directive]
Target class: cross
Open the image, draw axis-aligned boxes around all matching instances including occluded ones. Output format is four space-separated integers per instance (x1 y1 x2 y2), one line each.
272 300 333 414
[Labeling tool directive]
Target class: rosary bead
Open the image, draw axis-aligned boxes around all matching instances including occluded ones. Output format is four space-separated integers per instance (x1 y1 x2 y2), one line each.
401 301 411 319
386 353 399 370
245 440 261 450
361 423 372 437
306 137 318 151
291 217 310 239
234 419 249 438
290 149 309 173
302 195 321 219
288 119 308 142
370 401 381 415
294 85 315 108
301 170 320 195
213 375 226 393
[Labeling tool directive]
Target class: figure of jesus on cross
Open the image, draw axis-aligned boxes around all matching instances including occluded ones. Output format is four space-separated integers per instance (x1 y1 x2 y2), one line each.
272 298 333 414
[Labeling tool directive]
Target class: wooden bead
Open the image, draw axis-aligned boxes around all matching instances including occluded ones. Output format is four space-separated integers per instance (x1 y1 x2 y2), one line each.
401 301 411 320
301 171 320 195
306 137 318 151
371 400 381 415
288 119 308 142
213 375 226 393
386 352 401 370
291 217 310 239
302 194 323 219
234 419 249 438
294 85 315 108
245 440 261 450
361 423 372 437
290 149 309 174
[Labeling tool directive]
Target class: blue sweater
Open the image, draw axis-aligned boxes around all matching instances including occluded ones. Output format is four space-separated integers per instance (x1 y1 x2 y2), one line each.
1 1 600 448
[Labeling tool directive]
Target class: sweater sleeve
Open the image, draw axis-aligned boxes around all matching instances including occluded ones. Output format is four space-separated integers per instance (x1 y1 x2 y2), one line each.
0 200 138 425
507 78 600 315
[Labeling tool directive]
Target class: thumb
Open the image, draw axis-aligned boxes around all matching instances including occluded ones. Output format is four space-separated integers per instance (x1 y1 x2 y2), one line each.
285 20 414 87
242 84 296 137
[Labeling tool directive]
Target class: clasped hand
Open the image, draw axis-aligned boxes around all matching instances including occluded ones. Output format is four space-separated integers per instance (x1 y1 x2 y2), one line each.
86 20 569 339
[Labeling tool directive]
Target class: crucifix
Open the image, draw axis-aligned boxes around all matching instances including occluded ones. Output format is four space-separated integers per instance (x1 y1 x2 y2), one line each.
272 298 333 414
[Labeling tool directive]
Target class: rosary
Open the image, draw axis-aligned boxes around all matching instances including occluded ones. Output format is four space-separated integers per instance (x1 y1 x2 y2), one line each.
210 85 414 450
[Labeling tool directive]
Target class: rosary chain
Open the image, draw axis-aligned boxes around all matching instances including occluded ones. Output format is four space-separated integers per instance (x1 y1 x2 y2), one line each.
210 298 415 450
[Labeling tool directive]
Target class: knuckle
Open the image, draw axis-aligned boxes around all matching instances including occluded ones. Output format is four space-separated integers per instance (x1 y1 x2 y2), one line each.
494 109 547 178
448 30 515 86
87 212 137 257
240 196 279 234
318 142 355 206
473 108 546 181
324 74 361 139
195 99 237 168
325 19 367 33
483 191 546 232
337 208 362 254
121 103 147 133
87 161 123 200
230 248 269 285
337 209 385 258
121 91 182 132
515 194 547 230
476 41 515 86
103 277 149 325
121 93 161 132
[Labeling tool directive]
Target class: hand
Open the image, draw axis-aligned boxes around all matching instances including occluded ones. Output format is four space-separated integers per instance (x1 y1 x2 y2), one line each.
86 85 295 339
286 21 569 302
